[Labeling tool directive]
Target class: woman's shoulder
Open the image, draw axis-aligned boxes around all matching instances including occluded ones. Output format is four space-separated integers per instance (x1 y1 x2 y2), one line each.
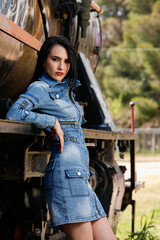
28 80 50 91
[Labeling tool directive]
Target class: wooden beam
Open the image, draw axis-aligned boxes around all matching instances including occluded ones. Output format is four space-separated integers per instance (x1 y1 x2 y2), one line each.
0 120 135 140
83 128 135 140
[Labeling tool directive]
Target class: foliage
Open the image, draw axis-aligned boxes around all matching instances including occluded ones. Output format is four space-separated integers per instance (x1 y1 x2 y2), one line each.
124 0 157 14
123 13 160 48
106 94 123 118
96 0 128 18
103 75 141 103
95 0 160 127
101 17 123 47
125 211 160 240
116 174 160 239
131 97 158 127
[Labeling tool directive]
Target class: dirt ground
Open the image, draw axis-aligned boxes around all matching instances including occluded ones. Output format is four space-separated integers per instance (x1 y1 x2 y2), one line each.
122 161 160 181
117 154 160 182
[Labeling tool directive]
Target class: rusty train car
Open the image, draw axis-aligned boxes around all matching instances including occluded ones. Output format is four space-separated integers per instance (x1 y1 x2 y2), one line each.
0 1 142 239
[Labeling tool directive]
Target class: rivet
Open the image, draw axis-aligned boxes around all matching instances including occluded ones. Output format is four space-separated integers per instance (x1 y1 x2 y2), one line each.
56 94 59 98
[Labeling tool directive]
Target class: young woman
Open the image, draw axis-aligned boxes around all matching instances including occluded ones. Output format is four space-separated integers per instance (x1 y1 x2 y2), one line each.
6 36 116 240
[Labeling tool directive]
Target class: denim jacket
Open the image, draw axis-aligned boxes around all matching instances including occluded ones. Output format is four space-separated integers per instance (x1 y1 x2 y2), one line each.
6 73 86 130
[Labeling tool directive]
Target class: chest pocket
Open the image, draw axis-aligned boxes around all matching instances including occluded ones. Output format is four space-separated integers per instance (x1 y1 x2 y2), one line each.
49 83 69 101
49 90 65 100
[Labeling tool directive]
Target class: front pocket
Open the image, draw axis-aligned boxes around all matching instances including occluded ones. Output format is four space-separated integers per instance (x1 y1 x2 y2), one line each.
44 160 55 190
65 168 89 197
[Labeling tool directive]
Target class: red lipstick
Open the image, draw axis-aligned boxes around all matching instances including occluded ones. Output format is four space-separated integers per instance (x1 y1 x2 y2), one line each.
56 72 63 76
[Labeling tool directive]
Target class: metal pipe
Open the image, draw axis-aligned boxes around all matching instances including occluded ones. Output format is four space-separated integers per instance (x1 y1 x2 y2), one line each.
130 101 135 132
90 1 103 14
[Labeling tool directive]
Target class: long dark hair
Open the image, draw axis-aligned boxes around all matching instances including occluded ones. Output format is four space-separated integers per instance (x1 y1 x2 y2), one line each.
32 36 77 98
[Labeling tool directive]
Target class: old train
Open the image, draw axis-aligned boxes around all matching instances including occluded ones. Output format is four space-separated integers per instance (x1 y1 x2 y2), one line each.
0 0 142 239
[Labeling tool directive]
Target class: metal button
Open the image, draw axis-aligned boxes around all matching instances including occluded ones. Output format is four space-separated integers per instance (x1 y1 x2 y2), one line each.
77 171 81 176
56 94 59 98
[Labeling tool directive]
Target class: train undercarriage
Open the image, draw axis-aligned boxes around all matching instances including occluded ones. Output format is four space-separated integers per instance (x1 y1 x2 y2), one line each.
0 120 140 239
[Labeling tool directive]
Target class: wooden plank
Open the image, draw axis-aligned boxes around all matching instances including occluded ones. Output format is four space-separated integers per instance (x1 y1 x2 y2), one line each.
0 120 135 140
0 13 42 51
0 119 45 136
83 128 135 140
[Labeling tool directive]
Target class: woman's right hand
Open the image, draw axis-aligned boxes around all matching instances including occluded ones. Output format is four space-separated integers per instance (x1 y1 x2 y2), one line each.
51 119 64 153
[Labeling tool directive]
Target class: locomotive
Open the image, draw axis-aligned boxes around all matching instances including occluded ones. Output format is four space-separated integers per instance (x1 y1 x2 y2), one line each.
0 1 141 239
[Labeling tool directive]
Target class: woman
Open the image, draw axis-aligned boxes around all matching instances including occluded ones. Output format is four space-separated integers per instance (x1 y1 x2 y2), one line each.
6 36 116 240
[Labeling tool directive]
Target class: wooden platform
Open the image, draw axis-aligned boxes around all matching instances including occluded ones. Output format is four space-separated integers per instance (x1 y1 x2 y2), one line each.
0 119 135 140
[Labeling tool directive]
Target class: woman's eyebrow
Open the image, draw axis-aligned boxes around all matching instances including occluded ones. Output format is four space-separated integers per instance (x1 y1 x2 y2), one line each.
51 55 70 60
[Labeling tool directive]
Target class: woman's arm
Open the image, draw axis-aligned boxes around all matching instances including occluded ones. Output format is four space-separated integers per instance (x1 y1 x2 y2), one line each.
6 81 64 152
6 82 56 129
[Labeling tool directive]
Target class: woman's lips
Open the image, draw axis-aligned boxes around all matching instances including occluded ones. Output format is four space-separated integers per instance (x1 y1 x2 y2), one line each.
56 72 63 76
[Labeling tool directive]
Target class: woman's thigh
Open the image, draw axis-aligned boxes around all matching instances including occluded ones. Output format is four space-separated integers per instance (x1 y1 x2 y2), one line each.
92 217 117 240
62 221 94 240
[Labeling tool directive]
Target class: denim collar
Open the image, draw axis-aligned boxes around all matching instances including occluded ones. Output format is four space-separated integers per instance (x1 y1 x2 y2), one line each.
39 73 70 88
39 72 81 89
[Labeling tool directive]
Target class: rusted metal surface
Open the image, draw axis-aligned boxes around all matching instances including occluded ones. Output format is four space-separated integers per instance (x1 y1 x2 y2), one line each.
91 1 103 14
0 0 43 99
0 0 102 100
24 149 50 180
0 13 42 51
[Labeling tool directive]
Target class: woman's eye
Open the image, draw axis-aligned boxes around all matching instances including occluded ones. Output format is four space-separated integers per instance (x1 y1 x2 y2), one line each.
65 59 70 64
52 57 58 61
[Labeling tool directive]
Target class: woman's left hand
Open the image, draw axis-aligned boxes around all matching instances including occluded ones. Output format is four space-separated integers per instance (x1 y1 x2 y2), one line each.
51 119 64 153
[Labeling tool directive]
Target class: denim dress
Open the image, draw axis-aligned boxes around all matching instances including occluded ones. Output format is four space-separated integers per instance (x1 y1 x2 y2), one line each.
6 73 106 227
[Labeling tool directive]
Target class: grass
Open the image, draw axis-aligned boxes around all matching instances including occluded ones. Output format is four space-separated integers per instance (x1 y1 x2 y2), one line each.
116 173 160 239
125 211 159 240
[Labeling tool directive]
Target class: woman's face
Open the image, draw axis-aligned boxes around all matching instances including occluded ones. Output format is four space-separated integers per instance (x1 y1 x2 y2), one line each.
43 44 70 82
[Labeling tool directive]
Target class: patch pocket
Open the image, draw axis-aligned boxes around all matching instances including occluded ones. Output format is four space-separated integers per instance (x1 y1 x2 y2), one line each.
65 169 89 197
44 160 55 190
20 93 39 107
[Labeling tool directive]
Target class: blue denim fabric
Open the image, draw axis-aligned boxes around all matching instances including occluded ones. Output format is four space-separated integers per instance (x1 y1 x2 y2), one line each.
44 141 106 227
6 73 106 227
6 73 85 129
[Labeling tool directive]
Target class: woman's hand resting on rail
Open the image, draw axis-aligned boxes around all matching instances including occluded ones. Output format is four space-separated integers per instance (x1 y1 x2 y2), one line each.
51 119 64 153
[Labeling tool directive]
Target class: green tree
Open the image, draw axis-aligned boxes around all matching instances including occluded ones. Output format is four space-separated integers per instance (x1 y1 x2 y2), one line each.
96 0 160 127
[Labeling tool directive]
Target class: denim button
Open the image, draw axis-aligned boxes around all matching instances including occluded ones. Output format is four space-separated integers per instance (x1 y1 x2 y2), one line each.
56 94 59 98
77 171 81 176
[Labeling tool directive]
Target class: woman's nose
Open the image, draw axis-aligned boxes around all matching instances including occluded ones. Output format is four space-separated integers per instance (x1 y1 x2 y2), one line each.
58 61 64 70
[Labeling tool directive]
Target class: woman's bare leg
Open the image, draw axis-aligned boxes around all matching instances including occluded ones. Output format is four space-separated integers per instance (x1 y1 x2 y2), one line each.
62 217 117 240
62 221 94 240
92 217 117 240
